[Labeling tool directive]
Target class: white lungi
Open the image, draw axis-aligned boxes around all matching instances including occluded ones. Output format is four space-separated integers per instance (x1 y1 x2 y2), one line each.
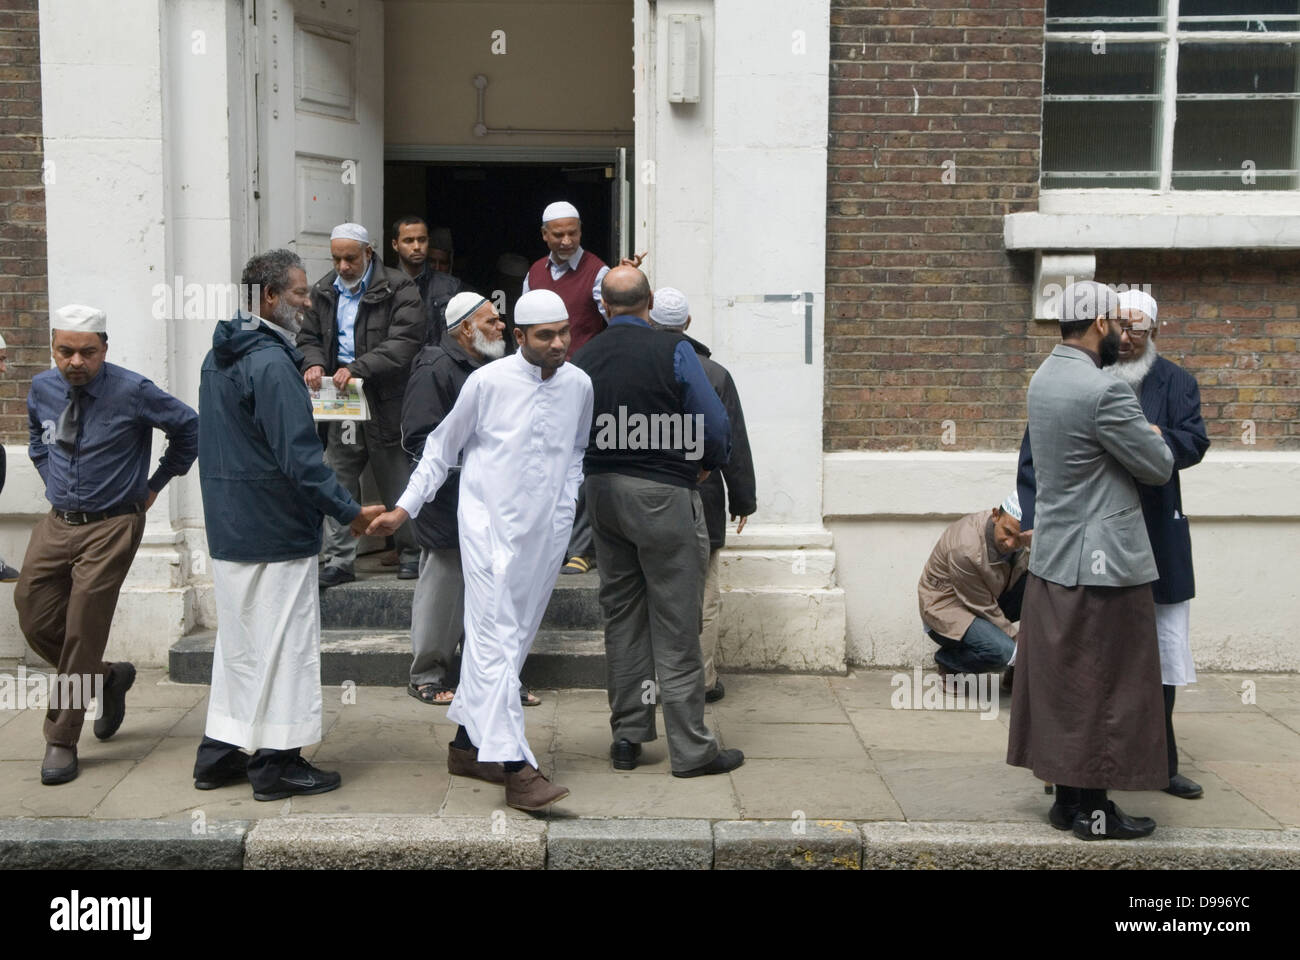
204 556 323 750
1155 600 1196 687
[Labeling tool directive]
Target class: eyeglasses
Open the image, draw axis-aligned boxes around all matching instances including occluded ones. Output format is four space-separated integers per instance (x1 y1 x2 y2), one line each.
1118 323 1150 337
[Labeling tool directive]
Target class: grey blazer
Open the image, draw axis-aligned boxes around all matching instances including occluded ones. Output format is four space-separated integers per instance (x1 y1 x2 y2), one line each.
1026 344 1174 588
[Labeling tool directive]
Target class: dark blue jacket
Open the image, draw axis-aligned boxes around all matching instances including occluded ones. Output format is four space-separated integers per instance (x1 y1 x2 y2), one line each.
1017 354 1209 604
199 313 360 563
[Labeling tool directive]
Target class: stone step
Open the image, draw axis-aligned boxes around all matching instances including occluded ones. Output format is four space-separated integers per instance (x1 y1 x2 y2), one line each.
169 627 607 689
318 570 603 631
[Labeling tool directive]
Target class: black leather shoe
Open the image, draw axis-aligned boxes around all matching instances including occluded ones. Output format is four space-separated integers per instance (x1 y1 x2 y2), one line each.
610 739 642 770
252 757 342 801
1164 773 1203 799
195 753 251 790
1071 802 1156 841
705 680 725 703
672 747 744 778
999 666 1013 695
41 744 78 785
318 566 356 589
93 661 136 741
1049 801 1079 830
397 561 418 580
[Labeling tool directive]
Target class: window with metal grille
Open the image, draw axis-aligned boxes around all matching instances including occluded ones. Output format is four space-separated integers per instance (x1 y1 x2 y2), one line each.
1043 0 1300 191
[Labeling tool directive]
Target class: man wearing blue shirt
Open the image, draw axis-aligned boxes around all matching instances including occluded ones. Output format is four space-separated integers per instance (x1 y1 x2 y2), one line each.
16 304 198 785
573 266 744 778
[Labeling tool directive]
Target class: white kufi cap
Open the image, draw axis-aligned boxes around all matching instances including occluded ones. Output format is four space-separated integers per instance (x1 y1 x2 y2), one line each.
52 304 107 334
649 287 690 328
1001 491 1022 523
445 292 489 330
514 289 568 326
330 222 371 246
542 201 580 224
1116 289 1158 329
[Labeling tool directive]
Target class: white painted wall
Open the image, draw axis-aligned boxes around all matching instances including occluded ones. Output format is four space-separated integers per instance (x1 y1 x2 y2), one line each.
827 452 1300 671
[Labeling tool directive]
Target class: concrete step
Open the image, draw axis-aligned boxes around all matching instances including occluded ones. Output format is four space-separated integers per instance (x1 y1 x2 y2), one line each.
169 627 607 689
318 570 602 631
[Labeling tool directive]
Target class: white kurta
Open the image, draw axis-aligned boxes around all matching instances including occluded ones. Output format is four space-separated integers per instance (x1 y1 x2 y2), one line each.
1155 600 1196 687
204 556 323 750
398 351 593 764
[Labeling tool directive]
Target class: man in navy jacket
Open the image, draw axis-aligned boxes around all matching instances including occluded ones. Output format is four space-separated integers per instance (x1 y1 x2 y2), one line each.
1017 288 1209 800
193 249 381 801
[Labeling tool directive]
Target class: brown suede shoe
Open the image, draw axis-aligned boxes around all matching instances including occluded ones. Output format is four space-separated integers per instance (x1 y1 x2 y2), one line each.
505 765 570 811
446 743 505 784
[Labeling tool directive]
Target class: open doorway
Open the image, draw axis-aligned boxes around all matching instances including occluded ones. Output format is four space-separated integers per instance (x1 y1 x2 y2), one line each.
383 155 629 318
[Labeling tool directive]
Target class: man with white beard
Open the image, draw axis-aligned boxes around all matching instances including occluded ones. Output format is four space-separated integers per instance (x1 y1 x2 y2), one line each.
1016 288 1210 802
399 292 511 707
1112 288 1210 800
369 289 592 810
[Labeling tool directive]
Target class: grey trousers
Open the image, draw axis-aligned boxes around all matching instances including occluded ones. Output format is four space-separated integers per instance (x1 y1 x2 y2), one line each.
322 420 419 570
700 549 721 690
586 472 718 773
566 481 593 560
410 547 464 687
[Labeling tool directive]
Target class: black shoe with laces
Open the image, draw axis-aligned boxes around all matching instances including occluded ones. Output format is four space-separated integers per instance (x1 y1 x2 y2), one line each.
253 756 342 801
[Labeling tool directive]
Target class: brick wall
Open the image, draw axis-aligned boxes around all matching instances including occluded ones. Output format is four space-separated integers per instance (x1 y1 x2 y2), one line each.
825 0 1045 451
824 1 1298 452
1097 251 1300 449
0 0 44 445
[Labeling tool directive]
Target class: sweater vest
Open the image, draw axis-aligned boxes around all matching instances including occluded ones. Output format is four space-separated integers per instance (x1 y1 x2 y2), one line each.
526 251 606 357
573 322 699 488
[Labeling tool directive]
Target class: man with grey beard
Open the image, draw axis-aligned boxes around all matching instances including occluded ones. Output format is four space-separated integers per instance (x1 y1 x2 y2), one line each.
1016 288 1210 803
1112 288 1210 800
400 292 536 708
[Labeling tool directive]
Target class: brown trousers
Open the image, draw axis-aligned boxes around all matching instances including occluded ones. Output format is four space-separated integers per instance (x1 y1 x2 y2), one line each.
14 510 146 747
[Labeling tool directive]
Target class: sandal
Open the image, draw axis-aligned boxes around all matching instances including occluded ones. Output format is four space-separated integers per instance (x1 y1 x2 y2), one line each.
561 556 592 575
409 683 454 705
521 685 541 707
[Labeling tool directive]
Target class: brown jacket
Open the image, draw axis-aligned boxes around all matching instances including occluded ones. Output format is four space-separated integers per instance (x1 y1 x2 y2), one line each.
917 510 1029 641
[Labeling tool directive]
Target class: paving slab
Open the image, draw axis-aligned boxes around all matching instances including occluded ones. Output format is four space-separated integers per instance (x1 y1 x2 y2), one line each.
1173 712 1300 764
709 675 846 724
714 819 862 870
0 758 136 818
244 815 546 869
861 821 1300 870
0 817 248 869
286 761 450 816
1199 760 1300 827
730 758 902 820
871 749 1053 823
547 818 713 869
89 736 271 821
844 706 1010 755
549 768 742 820
713 719 867 759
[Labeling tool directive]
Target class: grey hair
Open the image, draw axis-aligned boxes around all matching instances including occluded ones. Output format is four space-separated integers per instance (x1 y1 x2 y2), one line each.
240 249 305 311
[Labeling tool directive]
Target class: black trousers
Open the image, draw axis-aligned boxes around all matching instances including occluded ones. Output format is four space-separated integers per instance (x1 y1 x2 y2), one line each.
1163 684 1178 778
194 736 300 792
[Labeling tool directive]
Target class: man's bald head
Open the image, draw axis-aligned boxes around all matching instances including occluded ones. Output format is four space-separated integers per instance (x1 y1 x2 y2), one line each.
601 265 652 319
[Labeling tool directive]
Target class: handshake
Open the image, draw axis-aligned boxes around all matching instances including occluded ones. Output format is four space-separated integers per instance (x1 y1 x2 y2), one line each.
347 504 412 538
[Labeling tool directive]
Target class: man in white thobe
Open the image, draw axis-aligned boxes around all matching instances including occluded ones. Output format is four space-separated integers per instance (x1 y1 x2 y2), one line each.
193 250 381 800
369 288 593 811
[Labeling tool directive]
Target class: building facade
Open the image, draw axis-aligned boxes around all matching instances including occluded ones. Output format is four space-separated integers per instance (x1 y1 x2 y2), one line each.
1 0 1295 671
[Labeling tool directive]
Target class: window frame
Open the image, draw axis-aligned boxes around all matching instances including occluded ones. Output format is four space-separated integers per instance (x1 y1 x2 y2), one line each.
1042 1 1300 213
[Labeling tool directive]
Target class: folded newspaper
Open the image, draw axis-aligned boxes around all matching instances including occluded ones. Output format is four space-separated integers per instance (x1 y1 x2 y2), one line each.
311 377 370 421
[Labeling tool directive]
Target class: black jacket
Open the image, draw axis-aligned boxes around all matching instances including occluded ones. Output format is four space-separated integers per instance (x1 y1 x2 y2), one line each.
412 264 464 348
684 336 757 549
1017 353 1209 603
199 314 359 562
298 259 426 443
399 337 487 549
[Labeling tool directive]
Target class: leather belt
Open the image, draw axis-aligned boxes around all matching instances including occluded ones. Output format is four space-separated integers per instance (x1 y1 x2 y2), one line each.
53 502 144 526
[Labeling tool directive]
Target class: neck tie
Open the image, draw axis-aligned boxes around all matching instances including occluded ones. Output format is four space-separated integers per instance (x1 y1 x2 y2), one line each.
55 385 82 451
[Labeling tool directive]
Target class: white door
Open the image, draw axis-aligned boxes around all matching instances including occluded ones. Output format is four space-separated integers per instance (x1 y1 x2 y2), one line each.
253 0 384 282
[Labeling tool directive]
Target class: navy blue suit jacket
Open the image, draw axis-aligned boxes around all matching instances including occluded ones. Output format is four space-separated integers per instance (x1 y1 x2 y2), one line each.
1017 354 1209 604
